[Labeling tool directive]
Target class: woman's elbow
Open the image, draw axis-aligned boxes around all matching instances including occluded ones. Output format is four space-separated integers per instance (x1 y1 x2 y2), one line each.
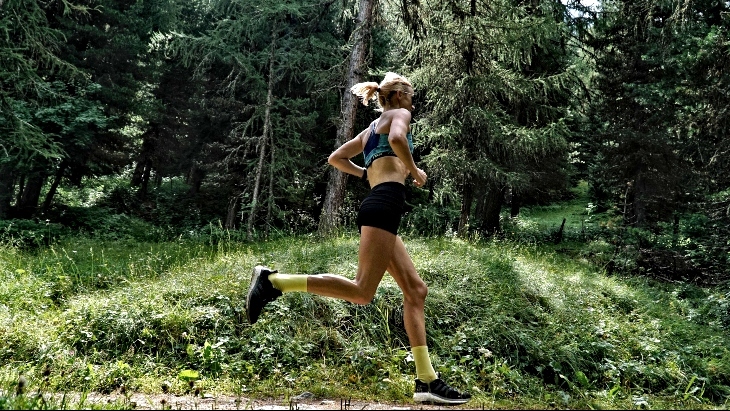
388 133 406 146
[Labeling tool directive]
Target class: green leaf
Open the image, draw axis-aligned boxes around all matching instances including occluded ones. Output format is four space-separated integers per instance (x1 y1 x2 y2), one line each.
178 369 199 382
575 370 590 388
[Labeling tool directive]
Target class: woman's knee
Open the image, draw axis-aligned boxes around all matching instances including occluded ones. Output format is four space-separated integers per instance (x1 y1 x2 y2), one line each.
404 279 428 304
351 291 376 305
351 283 378 305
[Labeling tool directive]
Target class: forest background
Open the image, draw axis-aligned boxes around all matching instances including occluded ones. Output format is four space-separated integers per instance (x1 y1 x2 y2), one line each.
1 0 730 409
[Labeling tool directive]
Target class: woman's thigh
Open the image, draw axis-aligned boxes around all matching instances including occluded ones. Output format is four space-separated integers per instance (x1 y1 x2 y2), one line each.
386 236 427 301
355 226 397 295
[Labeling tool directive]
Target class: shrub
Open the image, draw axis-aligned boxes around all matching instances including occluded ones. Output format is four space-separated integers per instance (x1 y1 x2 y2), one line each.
46 205 174 242
402 203 459 237
680 211 730 281
0 219 68 248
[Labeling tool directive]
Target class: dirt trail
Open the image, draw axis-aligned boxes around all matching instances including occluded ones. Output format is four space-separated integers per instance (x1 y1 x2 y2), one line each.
77 392 477 410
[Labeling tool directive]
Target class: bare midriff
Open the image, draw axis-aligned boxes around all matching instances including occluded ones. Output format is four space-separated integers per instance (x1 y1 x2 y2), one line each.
367 156 408 188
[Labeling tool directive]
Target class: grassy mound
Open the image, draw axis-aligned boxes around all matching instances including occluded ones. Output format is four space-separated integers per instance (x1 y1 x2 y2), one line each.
0 233 728 409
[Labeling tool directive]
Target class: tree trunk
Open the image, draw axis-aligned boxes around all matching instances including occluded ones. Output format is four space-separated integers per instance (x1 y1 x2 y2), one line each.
246 135 268 240
132 132 156 194
131 153 147 187
187 165 204 197
458 179 473 237
509 187 522 218
225 193 240 229
16 175 25 206
17 173 45 219
456 0 478 236
137 160 151 199
553 218 566 244
478 182 504 235
131 162 143 187
247 31 277 241
0 165 14 219
265 136 275 238
223 133 252 230
317 0 375 236
42 161 67 213
632 167 647 227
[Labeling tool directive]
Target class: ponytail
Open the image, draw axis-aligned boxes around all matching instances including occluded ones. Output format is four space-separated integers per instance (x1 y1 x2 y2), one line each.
350 72 413 111
350 82 380 107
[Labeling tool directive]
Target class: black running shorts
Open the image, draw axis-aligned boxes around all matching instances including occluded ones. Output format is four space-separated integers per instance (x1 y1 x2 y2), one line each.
357 181 406 235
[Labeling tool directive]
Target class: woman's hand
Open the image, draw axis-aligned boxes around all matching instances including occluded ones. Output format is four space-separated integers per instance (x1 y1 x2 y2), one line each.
412 168 427 187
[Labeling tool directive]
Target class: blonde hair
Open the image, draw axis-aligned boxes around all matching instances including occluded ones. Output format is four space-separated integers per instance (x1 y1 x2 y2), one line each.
350 72 413 111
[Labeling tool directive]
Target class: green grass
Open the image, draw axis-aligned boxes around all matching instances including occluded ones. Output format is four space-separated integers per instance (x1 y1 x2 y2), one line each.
518 181 595 230
1 231 729 409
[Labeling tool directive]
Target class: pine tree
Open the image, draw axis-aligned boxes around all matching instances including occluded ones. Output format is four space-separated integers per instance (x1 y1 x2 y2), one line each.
318 0 376 235
400 0 583 235
162 0 346 236
585 0 730 277
0 0 91 218
49 0 188 200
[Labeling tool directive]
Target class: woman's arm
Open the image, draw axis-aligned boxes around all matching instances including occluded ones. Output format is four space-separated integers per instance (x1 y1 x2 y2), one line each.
327 123 373 179
387 109 427 187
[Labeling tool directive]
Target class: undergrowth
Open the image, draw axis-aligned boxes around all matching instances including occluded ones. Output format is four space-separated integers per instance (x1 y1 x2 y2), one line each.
0 233 728 409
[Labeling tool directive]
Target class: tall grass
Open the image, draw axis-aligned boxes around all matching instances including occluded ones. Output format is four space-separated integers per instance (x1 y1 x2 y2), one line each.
0 233 728 409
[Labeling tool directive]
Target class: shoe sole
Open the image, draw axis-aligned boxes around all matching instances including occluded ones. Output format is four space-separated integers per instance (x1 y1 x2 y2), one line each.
246 266 265 324
413 392 470 405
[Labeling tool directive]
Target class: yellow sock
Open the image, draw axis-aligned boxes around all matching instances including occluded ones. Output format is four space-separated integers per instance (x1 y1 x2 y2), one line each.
269 273 308 293
412 346 438 383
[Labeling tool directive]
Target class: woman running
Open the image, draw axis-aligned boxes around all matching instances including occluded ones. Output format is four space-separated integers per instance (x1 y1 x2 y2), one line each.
246 72 471 405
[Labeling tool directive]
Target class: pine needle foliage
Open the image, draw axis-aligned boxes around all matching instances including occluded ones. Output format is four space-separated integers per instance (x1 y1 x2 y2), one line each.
0 0 81 171
581 0 730 279
155 0 348 235
390 0 585 234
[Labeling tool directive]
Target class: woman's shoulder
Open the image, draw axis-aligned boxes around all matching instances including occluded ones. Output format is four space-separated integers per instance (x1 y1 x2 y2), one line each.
380 108 411 122
374 109 411 134
391 108 412 121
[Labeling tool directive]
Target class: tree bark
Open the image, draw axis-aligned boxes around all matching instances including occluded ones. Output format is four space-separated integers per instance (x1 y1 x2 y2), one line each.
137 160 151 200
225 193 240 229
17 173 45 219
458 178 473 237
187 165 204 197
478 182 504 235
247 31 277 241
265 136 275 238
553 218 566 244
42 161 67 213
246 133 268 240
510 187 520 218
16 175 25 206
0 165 14 219
133 131 157 198
632 167 647 227
317 0 375 236
131 158 145 187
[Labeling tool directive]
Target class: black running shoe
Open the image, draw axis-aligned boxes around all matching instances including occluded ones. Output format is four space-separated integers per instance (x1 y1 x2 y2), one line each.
246 265 282 324
413 378 471 405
